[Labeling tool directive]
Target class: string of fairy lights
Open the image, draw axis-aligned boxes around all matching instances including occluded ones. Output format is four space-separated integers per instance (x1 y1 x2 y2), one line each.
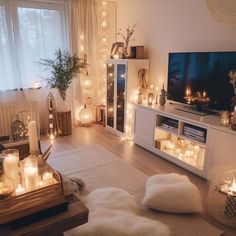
97 0 110 105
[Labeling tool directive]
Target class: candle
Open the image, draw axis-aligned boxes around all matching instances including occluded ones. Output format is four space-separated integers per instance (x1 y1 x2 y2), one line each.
28 121 39 155
3 149 20 188
49 114 53 119
42 171 53 186
24 166 38 191
15 184 25 195
49 123 53 128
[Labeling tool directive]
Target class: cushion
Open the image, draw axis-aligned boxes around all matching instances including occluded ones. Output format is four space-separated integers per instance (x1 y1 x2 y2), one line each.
65 188 170 236
142 173 203 214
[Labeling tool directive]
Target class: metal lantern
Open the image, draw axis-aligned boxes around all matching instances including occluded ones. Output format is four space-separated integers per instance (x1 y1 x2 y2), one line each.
46 92 59 140
11 114 27 141
78 104 93 126
80 71 93 90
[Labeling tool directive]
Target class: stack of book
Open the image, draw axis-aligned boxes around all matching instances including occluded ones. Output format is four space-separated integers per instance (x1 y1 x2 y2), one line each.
160 117 178 132
183 124 206 143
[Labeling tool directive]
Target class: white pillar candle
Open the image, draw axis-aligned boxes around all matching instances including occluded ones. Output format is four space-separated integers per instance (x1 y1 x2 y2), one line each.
24 166 38 191
28 121 39 155
15 184 25 195
3 150 20 188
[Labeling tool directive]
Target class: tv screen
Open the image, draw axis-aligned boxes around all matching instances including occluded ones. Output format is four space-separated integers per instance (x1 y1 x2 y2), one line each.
167 51 236 111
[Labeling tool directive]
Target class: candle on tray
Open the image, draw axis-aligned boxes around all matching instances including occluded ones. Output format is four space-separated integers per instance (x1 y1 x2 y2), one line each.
42 171 53 186
28 121 39 155
15 184 25 195
3 149 20 188
22 157 39 191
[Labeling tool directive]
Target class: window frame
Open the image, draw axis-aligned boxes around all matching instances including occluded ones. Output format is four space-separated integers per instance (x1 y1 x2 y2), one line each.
0 0 68 91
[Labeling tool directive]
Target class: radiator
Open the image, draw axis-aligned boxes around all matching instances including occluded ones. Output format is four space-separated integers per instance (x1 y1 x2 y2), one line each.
0 102 39 137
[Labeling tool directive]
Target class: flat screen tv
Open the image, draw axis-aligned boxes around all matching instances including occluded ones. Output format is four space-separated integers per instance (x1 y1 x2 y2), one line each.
167 51 236 111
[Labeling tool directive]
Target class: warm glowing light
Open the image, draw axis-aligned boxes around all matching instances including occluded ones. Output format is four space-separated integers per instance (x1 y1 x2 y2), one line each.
78 105 93 125
49 134 55 140
229 178 236 193
113 54 119 59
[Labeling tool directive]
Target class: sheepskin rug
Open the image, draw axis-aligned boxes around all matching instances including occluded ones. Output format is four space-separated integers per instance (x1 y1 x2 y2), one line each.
65 188 170 236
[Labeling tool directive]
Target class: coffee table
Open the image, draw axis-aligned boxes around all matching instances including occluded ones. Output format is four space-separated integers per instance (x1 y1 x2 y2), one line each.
0 194 89 236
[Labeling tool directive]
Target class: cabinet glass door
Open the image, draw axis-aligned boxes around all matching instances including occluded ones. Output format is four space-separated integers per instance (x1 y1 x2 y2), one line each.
116 64 126 132
107 63 115 128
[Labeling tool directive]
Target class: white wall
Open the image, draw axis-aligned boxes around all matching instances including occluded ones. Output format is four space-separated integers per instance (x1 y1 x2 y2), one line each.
116 0 236 88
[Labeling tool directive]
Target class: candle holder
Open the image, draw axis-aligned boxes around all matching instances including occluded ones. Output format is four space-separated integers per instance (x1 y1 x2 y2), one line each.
0 170 14 199
220 111 230 127
20 156 39 191
2 149 20 188
207 165 236 227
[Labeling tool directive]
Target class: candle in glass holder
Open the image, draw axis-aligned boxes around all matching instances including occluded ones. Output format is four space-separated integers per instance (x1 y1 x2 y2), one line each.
15 184 25 196
220 111 230 127
21 157 39 191
2 149 20 188
42 171 54 186
28 120 39 155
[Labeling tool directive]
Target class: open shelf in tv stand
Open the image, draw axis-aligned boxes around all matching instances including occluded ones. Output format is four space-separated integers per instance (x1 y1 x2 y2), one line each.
133 103 236 179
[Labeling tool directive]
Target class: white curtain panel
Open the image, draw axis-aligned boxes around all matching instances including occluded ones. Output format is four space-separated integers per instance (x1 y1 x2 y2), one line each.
68 0 99 123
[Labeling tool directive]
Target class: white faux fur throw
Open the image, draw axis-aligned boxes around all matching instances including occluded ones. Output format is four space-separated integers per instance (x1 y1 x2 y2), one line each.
65 188 171 236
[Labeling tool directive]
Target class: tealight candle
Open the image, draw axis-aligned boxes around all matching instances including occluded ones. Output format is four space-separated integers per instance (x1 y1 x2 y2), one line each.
42 171 53 186
15 184 25 195
2 149 20 188
21 157 39 191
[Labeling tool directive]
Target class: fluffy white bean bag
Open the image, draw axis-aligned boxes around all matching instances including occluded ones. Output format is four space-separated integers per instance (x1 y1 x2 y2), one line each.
142 173 203 214
65 188 170 236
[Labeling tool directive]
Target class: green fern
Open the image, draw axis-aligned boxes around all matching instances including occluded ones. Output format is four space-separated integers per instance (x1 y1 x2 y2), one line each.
39 48 86 100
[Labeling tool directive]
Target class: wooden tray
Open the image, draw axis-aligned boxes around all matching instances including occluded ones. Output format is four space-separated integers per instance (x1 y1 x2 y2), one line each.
0 167 67 224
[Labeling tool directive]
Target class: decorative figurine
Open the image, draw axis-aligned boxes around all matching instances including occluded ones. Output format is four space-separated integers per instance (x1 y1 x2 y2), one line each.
159 84 167 106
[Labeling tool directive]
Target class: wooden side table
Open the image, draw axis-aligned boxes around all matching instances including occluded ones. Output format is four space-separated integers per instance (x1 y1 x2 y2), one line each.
0 194 89 236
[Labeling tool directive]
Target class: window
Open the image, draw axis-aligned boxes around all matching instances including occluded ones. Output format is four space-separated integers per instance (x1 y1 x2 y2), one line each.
0 0 68 90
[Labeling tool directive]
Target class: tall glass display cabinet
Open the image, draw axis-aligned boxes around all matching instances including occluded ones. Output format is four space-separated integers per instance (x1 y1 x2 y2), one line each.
106 59 149 135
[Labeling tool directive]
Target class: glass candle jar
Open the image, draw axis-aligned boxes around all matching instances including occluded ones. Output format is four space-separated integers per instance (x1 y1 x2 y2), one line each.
21 156 39 191
2 149 20 188
0 171 14 199
220 111 230 127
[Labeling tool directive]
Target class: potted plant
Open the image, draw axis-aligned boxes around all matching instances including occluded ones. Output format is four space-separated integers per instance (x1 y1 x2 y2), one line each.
39 48 86 101
39 48 86 136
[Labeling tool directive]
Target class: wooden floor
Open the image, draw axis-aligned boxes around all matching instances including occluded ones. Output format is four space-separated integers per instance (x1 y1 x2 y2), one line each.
41 124 236 235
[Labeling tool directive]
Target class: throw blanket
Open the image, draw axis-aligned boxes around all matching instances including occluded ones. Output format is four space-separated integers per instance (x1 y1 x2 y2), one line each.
65 188 170 236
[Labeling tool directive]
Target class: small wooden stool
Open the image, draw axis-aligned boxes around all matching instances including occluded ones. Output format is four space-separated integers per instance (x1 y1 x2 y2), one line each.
95 105 105 126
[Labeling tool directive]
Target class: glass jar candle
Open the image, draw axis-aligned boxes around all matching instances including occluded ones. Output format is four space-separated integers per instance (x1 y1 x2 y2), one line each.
2 149 20 188
21 156 39 191
0 171 14 199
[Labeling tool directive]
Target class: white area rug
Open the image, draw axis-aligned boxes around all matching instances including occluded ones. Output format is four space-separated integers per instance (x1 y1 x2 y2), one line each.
49 144 224 236
65 188 170 236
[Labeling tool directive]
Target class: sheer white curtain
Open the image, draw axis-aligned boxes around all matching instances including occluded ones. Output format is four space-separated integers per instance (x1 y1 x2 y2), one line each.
0 0 68 133
68 0 99 123
0 0 68 90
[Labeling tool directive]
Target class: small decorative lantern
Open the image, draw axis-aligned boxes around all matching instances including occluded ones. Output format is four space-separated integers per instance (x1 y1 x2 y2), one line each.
78 104 93 126
46 92 59 140
207 165 236 227
159 84 167 106
147 92 154 105
80 71 93 91
11 114 27 141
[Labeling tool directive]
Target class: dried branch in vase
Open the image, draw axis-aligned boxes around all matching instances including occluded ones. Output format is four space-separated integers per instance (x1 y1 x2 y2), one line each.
117 22 137 58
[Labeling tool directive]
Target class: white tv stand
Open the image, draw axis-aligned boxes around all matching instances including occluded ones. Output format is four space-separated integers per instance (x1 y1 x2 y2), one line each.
133 103 236 178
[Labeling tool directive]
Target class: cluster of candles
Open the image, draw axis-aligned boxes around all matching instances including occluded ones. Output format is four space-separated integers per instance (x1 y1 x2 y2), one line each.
184 88 210 105
0 149 55 199
157 138 205 168
137 85 160 106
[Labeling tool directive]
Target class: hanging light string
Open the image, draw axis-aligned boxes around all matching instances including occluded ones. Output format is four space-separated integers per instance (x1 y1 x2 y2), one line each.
97 0 110 105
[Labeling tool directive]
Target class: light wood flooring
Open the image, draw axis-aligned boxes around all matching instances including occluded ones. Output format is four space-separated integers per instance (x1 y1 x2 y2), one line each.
41 124 236 235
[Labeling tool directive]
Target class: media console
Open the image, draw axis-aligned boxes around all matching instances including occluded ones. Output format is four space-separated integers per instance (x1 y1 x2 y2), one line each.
133 103 236 178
